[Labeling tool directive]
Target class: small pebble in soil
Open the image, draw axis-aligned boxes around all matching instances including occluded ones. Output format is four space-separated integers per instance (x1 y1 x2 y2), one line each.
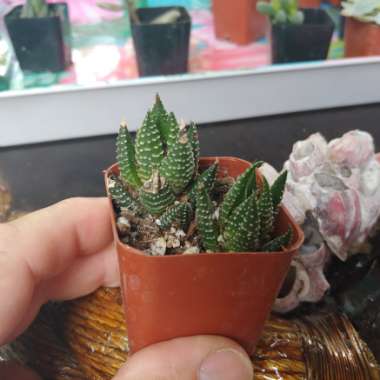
151 237 167 256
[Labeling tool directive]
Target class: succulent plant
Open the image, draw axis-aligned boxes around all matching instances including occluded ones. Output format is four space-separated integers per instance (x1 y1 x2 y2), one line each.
21 0 50 18
257 0 304 25
97 0 181 24
196 162 292 252
111 95 291 254
97 0 138 12
342 0 380 25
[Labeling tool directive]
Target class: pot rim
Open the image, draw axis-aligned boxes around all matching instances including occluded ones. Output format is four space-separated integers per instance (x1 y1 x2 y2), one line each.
105 156 304 259
344 15 380 28
5 2 68 20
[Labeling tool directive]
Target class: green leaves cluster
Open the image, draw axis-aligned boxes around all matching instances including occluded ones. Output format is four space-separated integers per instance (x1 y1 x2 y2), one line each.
342 0 380 25
195 164 292 253
114 95 198 220
111 95 292 254
257 0 304 25
21 0 50 18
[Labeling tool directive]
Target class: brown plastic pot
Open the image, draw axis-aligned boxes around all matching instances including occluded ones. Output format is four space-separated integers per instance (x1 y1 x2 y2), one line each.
212 0 267 45
329 0 341 6
344 17 380 58
105 157 304 354
299 0 321 8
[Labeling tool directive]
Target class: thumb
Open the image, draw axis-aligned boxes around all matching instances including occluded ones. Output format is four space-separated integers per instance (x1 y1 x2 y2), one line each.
0 361 41 380
113 335 254 380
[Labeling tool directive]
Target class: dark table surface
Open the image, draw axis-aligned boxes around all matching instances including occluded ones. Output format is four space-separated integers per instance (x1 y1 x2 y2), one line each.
2 102 380 211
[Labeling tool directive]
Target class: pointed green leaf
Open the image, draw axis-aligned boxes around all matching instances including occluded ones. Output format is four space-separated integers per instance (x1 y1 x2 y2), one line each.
179 202 193 231
158 202 192 231
261 227 293 252
223 193 260 252
108 177 139 212
166 112 180 148
160 128 195 194
135 110 164 181
220 161 262 228
271 170 288 211
196 183 219 252
116 123 142 188
188 162 218 206
139 185 175 216
138 170 175 215
258 177 274 243
151 94 175 147
245 161 263 199
187 122 200 171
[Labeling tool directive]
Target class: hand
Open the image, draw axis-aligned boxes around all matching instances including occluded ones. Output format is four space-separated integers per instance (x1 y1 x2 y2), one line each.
0 198 253 380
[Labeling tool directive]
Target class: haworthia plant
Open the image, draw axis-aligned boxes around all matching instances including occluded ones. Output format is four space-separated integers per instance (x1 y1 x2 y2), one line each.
257 0 304 25
110 95 291 253
195 163 289 252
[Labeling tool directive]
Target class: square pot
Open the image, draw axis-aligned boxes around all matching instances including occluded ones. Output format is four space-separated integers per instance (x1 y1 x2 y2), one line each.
105 156 304 354
4 3 72 73
212 0 267 45
130 6 191 77
271 9 334 64
344 18 380 58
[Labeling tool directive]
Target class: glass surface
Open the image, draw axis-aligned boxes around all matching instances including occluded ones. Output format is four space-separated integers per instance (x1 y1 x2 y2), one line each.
0 0 356 93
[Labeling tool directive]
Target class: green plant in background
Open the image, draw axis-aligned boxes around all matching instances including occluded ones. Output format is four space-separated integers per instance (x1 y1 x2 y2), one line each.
97 0 182 23
342 0 380 25
21 0 50 18
97 0 138 13
257 0 304 24
0 37 11 92
111 95 291 253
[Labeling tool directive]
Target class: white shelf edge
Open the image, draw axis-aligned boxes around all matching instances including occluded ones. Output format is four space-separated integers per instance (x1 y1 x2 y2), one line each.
1 56 380 147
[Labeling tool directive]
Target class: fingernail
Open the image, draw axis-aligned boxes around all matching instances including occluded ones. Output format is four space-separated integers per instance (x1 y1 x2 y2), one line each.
199 348 253 380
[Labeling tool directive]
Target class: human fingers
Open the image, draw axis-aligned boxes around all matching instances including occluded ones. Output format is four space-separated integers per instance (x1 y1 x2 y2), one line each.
0 198 118 344
0 361 41 380
3 197 113 281
113 335 253 380
6 243 118 343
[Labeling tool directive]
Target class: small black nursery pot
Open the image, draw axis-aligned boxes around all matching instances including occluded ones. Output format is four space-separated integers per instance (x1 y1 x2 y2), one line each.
5 3 71 73
130 6 191 77
271 9 334 64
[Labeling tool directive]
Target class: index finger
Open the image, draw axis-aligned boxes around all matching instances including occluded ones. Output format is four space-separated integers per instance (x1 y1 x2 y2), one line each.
0 197 116 344
2 197 113 282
